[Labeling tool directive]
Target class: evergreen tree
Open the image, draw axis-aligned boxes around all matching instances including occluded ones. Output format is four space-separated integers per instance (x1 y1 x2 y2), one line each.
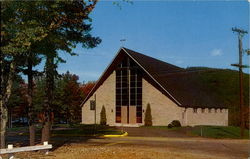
100 105 107 125
144 103 152 126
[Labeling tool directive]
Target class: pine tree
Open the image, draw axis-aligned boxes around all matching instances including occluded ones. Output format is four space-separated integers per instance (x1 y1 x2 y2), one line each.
144 103 152 126
100 105 107 125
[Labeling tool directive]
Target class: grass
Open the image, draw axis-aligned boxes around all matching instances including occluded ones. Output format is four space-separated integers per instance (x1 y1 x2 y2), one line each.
190 125 249 139
141 125 249 139
16 124 124 137
52 124 124 136
141 126 181 131
7 127 28 132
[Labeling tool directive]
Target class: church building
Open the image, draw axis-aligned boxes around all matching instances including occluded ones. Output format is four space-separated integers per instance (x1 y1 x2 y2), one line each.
81 48 228 126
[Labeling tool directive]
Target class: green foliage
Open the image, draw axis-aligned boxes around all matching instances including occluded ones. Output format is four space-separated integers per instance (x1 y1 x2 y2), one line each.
33 71 84 124
7 76 26 108
7 76 28 121
100 106 107 125
185 67 249 126
1 1 48 56
33 77 46 112
144 103 152 126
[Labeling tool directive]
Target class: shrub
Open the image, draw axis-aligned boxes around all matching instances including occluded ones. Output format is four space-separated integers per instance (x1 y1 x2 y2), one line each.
168 120 181 128
172 120 181 127
100 105 107 125
167 123 173 128
144 103 152 126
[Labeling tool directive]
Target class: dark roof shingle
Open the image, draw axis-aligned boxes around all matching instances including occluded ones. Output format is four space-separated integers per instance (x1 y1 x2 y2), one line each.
123 47 226 108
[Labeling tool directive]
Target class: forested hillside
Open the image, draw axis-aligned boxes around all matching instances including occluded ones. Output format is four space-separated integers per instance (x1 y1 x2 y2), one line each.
186 67 249 126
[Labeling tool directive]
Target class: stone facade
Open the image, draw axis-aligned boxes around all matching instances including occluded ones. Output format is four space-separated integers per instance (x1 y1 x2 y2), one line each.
183 108 228 126
142 79 228 126
82 72 228 126
142 78 183 126
82 71 116 125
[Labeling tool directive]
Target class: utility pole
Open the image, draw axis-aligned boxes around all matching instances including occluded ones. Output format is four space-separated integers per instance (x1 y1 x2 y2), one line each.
231 27 248 138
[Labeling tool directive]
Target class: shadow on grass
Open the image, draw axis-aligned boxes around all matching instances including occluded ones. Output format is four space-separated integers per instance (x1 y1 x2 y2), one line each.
50 136 103 151
6 124 123 151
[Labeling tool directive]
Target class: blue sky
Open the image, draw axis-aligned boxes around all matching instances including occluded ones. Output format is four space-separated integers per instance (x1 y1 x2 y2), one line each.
50 0 249 83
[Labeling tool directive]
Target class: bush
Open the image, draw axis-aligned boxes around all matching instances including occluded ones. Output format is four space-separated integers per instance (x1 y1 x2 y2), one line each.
172 120 181 127
168 120 181 128
100 105 107 125
144 103 152 126
167 123 173 128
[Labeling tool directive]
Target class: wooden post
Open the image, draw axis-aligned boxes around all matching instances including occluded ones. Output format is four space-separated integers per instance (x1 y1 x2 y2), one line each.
7 144 14 159
43 142 49 155
232 27 248 138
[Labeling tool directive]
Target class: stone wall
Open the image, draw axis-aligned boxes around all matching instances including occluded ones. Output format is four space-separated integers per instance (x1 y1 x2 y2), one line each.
183 108 228 126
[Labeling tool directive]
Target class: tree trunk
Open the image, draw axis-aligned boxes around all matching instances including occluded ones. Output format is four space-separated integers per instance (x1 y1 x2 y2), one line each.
8 108 12 129
42 120 51 143
0 61 15 148
0 50 2 148
41 54 55 143
27 57 35 146
0 107 7 148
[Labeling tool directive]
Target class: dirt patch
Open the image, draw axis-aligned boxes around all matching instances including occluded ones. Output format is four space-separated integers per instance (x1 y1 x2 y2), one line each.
2 142 242 159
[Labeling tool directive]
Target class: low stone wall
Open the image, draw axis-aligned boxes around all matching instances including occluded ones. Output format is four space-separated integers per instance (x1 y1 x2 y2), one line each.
183 107 228 126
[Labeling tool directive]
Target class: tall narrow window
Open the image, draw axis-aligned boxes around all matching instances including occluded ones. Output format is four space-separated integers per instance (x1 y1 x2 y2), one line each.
115 70 122 123
115 57 143 123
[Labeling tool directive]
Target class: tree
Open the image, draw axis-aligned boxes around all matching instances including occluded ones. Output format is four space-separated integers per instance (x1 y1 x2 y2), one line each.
100 105 107 125
80 81 96 99
1 1 48 148
144 103 152 126
1 0 101 146
33 0 101 143
6 76 28 128
53 71 84 124
34 71 85 124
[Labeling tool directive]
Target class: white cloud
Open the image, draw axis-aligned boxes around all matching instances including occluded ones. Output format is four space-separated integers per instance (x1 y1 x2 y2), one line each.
210 49 223 56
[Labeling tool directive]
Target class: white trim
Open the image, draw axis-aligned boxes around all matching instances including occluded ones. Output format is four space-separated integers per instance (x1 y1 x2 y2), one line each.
122 48 182 106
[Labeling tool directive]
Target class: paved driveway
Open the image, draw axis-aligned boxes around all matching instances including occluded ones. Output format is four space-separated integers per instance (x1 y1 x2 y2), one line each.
5 136 248 159
117 127 191 137
4 127 250 159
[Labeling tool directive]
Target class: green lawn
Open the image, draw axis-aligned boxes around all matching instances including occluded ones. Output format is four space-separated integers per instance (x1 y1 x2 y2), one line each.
52 124 124 136
7 127 28 132
141 125 249 139
190 126 249 139
11 124 124 137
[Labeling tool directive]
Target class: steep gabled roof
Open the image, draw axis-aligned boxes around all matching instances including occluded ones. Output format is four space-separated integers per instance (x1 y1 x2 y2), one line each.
81 47 227 109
